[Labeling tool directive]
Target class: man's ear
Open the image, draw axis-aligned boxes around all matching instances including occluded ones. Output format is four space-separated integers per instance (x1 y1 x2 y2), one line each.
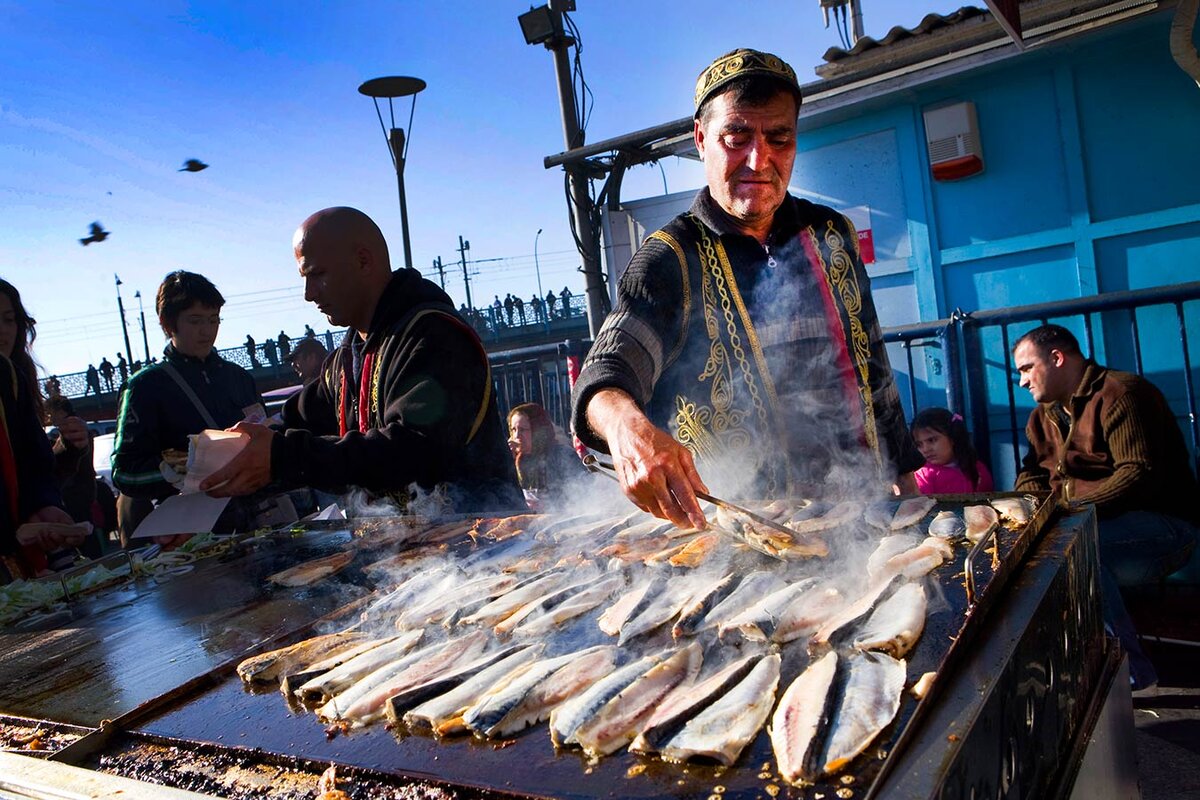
1049 348 1066 368
693 118 706 161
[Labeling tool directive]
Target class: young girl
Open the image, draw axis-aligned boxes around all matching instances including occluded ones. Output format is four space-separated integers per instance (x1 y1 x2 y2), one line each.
911 407 995 494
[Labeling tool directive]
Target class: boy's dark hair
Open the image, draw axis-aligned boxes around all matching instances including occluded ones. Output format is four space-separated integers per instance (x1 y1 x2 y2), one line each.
1012 324 1082 360
911 407 982 489
156 271 224 335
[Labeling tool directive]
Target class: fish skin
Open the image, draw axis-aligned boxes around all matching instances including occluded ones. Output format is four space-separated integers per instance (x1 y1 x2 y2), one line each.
237 632 367 685
822 651 906 776
549 653 662 747
990 497 1033 527
787 500 861 534
865 534 922 579
890 497 936 531
463 646 616 738
672 573 736 639
697 571 788 632
295 630 424 702
598 577 663 636
718 578 819 642
630 654 760 754
928 510 966 540
268 550 355 587
513 575 625 637
493 576 599 638
852 582 927 658
361 570 456 620
383 645 528 719
572 642 703 758
323 631 489 725
863 501 897 531
315 639 432 718
659 653 781 766
617 577 697 646
280 637 397 696
964 504 1000 543
667 532 720 567
771 651 839 785
403 646 544 734
811 575 901 648
772 585 845 644
396 573 518 629
458 570 568 627
874 536 954 582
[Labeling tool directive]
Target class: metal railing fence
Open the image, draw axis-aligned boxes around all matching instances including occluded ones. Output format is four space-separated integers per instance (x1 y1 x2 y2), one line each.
40 282 1200 489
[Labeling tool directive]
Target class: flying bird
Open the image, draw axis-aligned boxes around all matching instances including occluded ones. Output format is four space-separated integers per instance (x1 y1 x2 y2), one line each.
179 159 208 172
80 222 109 246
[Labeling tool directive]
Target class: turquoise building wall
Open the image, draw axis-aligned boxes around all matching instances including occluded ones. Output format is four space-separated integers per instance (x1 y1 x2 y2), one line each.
790 13 1200 487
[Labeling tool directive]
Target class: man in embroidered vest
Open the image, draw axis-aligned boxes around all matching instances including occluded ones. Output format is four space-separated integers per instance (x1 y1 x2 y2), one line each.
571 49 922 529
1013 324 1197 691
202 206 521 513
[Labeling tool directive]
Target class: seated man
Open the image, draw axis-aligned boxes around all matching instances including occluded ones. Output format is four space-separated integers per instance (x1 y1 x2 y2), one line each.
1013 324 1198 690
202 207 521 513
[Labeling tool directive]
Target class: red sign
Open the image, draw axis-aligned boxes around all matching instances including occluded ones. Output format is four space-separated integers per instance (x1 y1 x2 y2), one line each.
857 228 876 265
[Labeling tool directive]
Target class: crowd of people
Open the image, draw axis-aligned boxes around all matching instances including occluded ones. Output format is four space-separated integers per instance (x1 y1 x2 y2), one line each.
0 48 1194 696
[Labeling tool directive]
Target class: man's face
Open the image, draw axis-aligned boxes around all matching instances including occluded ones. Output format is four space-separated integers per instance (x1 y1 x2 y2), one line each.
296 235 364 329
169 302 221 359
694 90 798 237
292 351 324 385
1014 341 1070 404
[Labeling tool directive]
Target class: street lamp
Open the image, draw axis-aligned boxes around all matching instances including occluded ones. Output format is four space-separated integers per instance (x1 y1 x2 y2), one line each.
114 274 133 367
134 290 150 363
358 75 426 270
534 228 545 324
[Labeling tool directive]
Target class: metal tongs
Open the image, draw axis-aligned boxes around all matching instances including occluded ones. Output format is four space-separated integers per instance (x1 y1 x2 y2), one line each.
581 454 801 540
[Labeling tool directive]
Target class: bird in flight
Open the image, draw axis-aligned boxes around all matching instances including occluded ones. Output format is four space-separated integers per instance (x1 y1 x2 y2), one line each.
80 222 110 246
179 159 208 172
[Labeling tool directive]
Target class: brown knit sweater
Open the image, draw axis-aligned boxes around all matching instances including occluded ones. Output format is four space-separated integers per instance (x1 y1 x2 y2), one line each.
1015 360 1199 523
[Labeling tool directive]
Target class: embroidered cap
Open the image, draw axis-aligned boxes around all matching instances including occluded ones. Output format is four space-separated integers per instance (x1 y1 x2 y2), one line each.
694 48 801 117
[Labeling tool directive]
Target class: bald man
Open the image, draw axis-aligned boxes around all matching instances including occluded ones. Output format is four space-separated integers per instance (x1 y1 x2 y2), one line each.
202 207 521 512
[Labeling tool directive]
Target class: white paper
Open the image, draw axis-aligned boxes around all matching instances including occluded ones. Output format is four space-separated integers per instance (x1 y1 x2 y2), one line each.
183 430 250 494
131 492 231 539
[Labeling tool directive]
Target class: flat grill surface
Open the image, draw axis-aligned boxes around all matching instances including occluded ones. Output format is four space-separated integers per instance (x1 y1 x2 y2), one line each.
0 530 367 726
121 497 1048 800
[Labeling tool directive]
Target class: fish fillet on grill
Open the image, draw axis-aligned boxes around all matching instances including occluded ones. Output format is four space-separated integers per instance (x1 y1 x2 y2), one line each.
771 650 838 785
658 653 781 766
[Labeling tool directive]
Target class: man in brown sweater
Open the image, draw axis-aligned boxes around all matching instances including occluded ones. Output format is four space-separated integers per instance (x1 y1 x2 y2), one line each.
1014 324 1197 690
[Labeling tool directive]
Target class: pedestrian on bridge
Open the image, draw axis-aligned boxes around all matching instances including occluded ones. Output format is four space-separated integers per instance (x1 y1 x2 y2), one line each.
99 357 114 392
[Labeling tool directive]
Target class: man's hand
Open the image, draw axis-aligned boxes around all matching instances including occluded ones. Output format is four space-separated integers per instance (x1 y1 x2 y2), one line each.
18 506 87 549
57 416 90 450
587 389 709 530
200 422 275 497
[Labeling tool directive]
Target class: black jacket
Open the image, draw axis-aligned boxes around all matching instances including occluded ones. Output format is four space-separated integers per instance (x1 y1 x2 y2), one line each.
0 357 63 555
275 269 521 512
112 344 261 500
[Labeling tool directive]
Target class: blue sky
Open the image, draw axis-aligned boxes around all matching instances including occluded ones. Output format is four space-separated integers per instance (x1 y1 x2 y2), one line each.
0 1 965 377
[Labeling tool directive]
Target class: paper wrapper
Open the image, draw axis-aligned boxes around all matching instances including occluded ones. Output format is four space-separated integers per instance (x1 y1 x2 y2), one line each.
182 430 250 494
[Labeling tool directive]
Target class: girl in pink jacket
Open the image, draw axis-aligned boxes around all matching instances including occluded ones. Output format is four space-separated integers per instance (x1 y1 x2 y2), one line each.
911 407 994 494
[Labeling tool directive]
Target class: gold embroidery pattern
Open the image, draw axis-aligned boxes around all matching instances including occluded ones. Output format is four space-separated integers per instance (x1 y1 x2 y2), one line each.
818 220 881 468
648 231 691 369
697 227 781 495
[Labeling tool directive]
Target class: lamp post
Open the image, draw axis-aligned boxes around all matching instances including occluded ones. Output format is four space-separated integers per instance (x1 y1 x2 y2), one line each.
134 290 150 363
534 228 545 325
114 274 133 367
359 75 426 270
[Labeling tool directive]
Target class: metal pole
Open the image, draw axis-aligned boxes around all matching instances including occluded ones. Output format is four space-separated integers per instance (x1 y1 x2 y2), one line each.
114 275 133 367
389 127 413 270
546 23 607 338
535 228 548 330
134 290 150 363
458 236 473 311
